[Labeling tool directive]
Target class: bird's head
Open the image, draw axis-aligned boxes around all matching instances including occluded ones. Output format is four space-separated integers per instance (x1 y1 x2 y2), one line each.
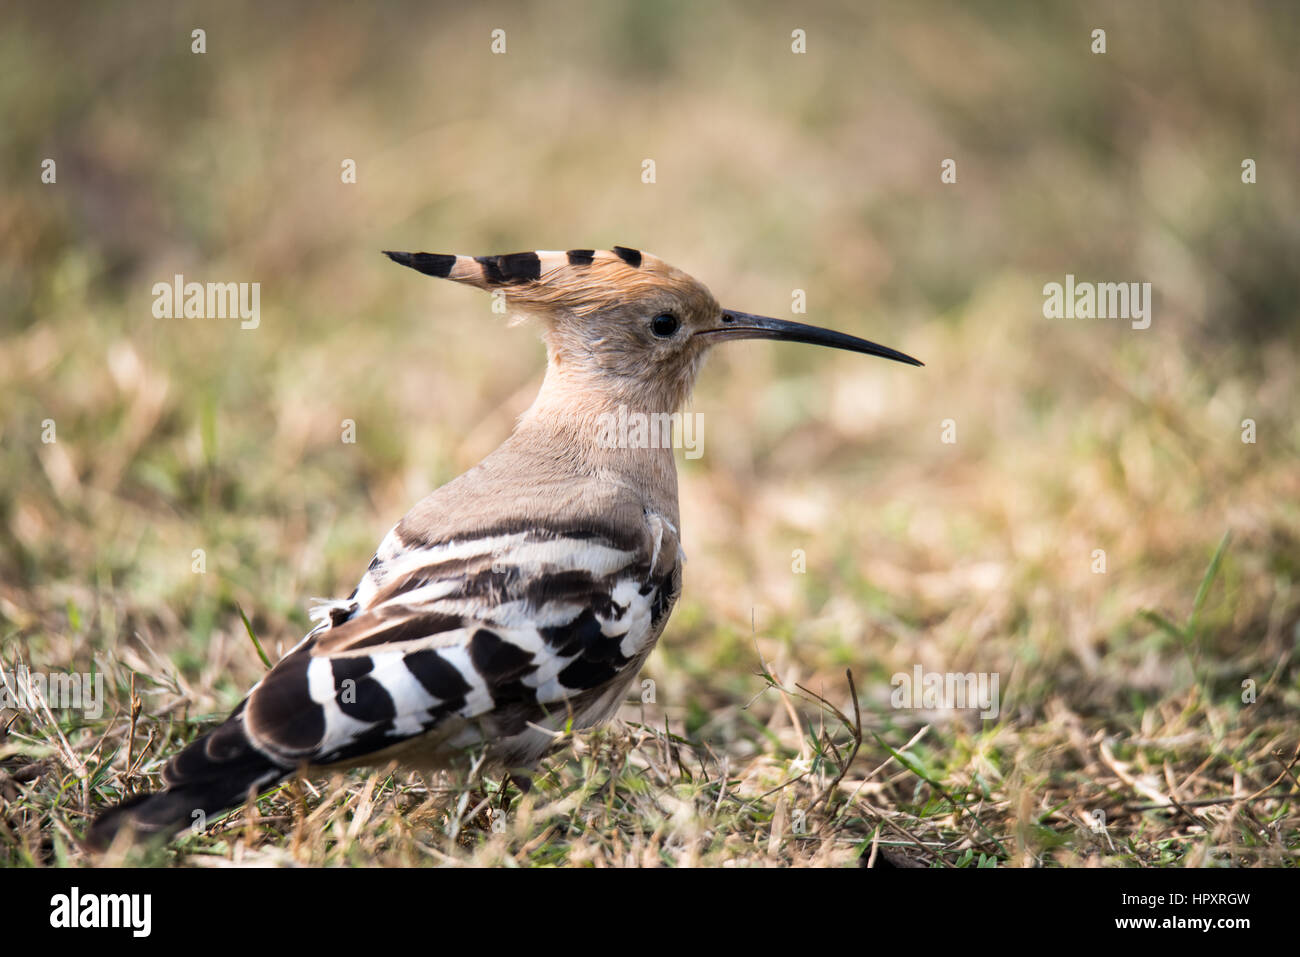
384 246 921 413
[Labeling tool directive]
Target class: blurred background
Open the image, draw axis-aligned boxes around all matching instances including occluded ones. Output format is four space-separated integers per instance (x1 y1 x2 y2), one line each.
1 0 1297 864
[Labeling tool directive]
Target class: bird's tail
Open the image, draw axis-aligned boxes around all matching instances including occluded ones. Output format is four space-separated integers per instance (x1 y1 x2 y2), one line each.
88 705 287 849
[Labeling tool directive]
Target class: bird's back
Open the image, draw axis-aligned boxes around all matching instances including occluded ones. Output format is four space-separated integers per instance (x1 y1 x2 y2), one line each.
269 430 684 770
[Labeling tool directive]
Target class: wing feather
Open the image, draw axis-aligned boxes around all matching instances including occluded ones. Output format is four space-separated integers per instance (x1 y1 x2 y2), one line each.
242 512 680 770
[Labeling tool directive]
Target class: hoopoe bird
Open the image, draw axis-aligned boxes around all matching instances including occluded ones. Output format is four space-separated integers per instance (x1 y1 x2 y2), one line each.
90 246 921 846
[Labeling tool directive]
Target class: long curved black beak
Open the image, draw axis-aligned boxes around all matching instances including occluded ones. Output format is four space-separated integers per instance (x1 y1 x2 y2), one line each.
698 310 923 367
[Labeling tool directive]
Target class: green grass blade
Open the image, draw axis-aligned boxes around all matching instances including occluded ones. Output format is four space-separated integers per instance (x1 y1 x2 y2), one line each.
1189 530 1232 637
236 603 273 670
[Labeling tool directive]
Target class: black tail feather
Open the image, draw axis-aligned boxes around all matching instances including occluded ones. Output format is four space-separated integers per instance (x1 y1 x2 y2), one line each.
88 714 286 850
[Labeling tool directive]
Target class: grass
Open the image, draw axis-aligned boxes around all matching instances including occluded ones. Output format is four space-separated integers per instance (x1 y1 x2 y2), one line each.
1 0 1298 867
5 529 1297 867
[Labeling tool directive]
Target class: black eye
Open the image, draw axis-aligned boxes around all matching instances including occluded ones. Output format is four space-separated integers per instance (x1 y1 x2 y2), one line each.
651 314 680 338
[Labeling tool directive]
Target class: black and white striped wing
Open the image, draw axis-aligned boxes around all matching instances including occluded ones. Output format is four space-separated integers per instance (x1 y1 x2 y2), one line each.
239 516 681 771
